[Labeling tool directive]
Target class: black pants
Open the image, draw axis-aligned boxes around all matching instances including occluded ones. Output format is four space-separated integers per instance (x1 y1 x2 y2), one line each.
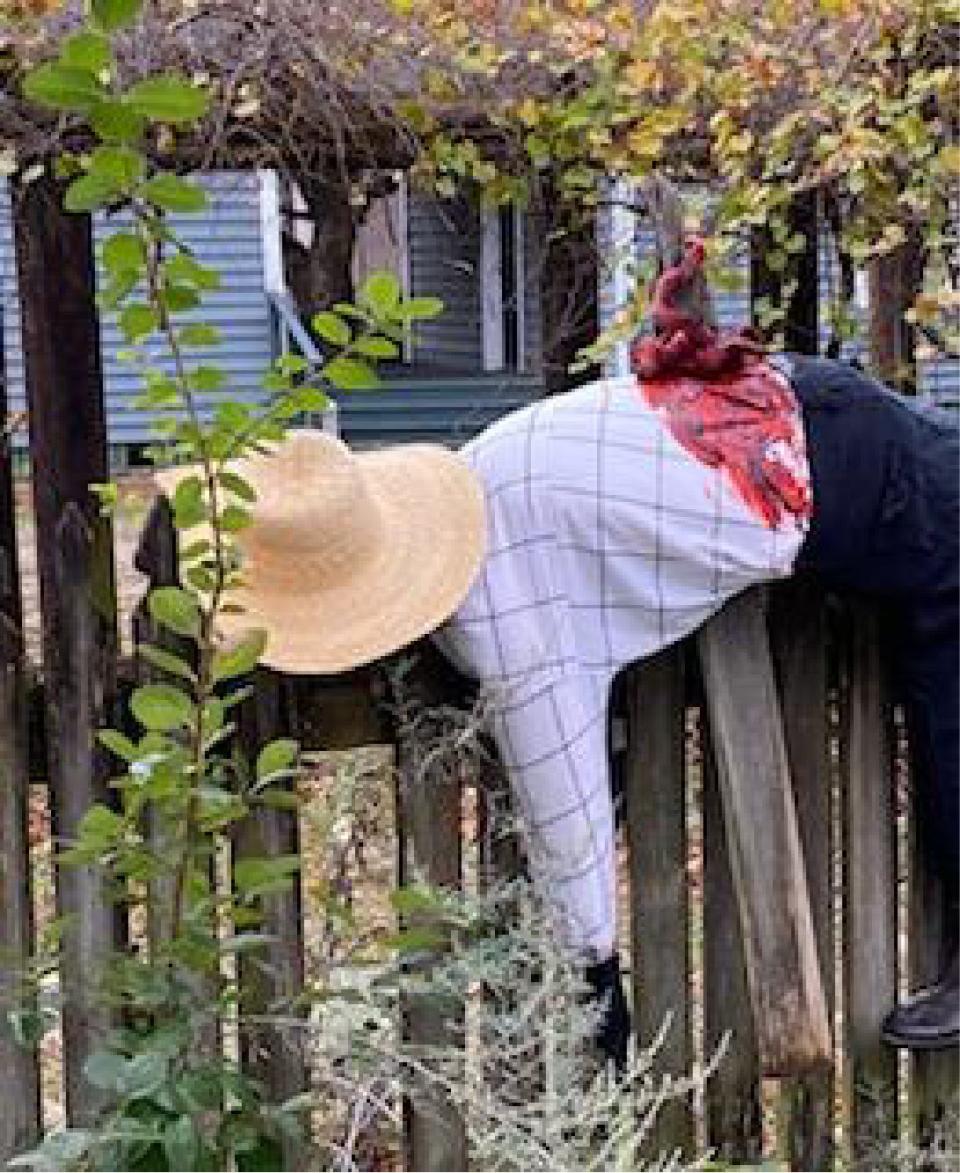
788 355 959 910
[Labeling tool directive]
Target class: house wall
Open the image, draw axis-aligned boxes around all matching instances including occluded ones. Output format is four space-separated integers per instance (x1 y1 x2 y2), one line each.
0 171 277 449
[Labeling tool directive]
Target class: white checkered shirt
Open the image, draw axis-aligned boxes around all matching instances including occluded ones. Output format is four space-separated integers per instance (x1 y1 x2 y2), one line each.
432 373 810 961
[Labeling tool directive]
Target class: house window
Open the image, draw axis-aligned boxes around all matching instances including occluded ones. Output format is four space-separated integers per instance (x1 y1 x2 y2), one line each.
481 203 526 373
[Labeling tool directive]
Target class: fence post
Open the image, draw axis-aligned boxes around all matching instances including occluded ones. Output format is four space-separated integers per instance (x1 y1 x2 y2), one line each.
701 688 763 1164
235 669 309 1163
908 733 960 1152
0 345 41 1159
768 580 835 1170
696 587 831 1073
621 645 694 1159
132 497 182 951
840 601 898 1160
391 642 468 1172
13 174 121 1125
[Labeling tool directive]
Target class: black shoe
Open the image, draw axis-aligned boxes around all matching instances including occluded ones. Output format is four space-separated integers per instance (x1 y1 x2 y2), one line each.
585 953 631 1072
881 953 959 1051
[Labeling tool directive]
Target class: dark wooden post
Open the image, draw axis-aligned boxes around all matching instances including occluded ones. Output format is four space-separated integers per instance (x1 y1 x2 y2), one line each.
868 231 925 394
13 174 121 1125
839 602 898 1159
132 497 181 951
391 643 468 1172
696 588 831 1074
908 731 960 1152
701 697 763 1164
751 190 819 354
0 318 41 1159
622 645 694 1159
235 670 309 1164
768 581 835 1170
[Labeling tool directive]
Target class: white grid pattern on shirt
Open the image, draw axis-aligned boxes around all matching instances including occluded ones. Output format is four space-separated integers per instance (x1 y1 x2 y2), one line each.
433 375 810 960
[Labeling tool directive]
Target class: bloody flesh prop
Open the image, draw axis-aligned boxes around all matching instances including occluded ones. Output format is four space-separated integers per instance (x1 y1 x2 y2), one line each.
630 239 812 529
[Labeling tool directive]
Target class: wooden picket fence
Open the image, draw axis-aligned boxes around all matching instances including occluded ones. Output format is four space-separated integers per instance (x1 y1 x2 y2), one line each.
1 485 958 1170
0 182 956 1170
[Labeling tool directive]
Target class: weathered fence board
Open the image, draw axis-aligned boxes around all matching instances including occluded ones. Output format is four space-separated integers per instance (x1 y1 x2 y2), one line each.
235 668 310 1165
13 176 122 1126
392 645 469 1172
0 347 40 1161
701 698 763 1164
622 645 694 1159
908 725 960 1153
132 498 183 953
697 588 831 1074
841 601 898 1160
768 580 835 1170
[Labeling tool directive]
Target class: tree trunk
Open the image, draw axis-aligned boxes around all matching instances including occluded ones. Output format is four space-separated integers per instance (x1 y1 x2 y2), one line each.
283 176 356 319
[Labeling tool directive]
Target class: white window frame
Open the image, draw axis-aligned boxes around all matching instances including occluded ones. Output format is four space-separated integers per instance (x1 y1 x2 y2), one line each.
481 204 527 373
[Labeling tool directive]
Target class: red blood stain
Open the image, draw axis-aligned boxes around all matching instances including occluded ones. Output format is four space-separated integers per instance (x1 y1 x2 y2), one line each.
636 361 813 530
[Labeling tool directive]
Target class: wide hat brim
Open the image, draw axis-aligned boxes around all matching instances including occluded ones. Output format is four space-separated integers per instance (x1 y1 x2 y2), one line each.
155 440 485 675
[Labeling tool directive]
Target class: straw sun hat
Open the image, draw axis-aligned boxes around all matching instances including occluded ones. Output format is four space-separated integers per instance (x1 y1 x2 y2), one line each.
155 430 486 674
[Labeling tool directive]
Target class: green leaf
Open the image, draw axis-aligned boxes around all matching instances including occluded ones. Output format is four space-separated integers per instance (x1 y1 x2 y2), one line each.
188 366 225 393
92 0 143 31
7 1007 54 1049
148 586 201 638
179 538 212 562
218 469 257 502
97 728 140 762
164 251 221 290
127 75 209 125
73 803 125 850
122 1050 169 1098
333 302 370 321
63 172 119 213
179 323 222 347
141 173 208 213
165 284 202 313
119 303 158 343
361 271 401 314
138 644 196 683
83 1049 128 1093
390 883 447 917
312 311 351 347
9 1130 93 1169
102 231 145 276
396 296 444 320
276 353 309 376
220 504 251 533
323 355 378 390
353 335 400 359
88 144 144 188
62 32 112 74
171 475 206 529
233 854 301 899
256 788 302 811
383 926 447 954
211 630 266 683
89 98 146 144
22 64 103 112
163 1115 198 1169
288 385 329 413
256 738 299 781
131 683 193 732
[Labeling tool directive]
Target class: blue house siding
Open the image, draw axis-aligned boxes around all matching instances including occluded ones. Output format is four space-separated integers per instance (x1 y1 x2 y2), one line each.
1 171 277 449
407 195 484 371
